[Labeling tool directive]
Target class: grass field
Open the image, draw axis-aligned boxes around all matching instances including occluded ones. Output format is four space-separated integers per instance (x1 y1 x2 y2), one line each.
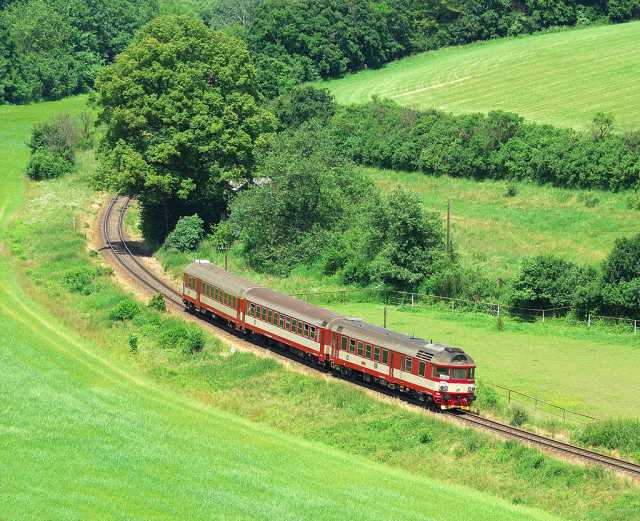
0 99 584 521
361 167 640 278
321 21 640 130
5 100 640 521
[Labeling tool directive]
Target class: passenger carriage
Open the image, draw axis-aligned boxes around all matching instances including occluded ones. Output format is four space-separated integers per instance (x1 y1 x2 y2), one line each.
183 260 476 410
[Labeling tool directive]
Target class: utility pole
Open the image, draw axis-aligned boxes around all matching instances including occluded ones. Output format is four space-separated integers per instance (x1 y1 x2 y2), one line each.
446 199 451 256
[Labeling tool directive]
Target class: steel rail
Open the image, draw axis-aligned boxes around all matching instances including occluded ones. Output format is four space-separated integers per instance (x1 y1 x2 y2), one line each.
102 195 640 478
453 411 640 477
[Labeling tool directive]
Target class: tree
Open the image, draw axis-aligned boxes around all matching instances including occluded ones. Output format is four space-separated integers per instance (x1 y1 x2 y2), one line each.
272 85 336 128
603 234 640 284
591 112 615 141
509 255 594 311
95 15 277 243
165 214 205 252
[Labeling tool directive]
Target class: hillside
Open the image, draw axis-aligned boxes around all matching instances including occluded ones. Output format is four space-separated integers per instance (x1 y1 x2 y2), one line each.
322 22 640 130
0 99 572 521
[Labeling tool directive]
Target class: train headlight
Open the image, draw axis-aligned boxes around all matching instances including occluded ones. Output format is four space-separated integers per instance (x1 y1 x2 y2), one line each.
439 385 448 391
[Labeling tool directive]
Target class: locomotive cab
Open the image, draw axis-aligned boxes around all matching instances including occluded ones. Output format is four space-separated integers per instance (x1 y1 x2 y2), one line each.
430 347 476 410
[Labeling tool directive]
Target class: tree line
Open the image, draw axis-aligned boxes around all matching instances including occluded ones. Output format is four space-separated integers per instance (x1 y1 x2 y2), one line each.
0 0 158 103
3 0 640 103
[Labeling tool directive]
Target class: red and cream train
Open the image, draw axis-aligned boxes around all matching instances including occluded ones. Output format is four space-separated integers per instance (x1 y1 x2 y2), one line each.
183 261 476 409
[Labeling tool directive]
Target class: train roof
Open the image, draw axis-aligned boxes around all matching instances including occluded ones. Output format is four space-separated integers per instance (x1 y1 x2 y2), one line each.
244 287 342 327
329 318 474 366
184 261 258 296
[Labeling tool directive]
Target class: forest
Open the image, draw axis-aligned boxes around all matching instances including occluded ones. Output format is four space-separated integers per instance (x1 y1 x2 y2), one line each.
2 0 640 103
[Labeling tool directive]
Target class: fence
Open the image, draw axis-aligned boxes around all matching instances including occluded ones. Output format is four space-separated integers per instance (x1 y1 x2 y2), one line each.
488 384 598 426
291 288 639 333
290 287 570 322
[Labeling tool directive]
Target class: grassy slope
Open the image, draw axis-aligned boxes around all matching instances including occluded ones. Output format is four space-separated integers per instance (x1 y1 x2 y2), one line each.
321 21 640 130
0 101 576 521
362 167 640 278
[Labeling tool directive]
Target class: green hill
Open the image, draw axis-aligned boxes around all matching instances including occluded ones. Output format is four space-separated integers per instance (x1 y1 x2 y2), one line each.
321 22 640 130
0 100 568 521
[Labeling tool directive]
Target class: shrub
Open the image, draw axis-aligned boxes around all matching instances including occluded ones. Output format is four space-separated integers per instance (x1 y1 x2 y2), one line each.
148 294 166 312
273 86 336 129
504 182 518 197
603 233 640 284
158 321 205 354
61 267 96 294
510 406 529 427
128 334 138 354
575 418 640 457
164 214 205 252
109 299 141 321
29 113 78 161
25 150 73 180
509 255 595 312
626 191 640 210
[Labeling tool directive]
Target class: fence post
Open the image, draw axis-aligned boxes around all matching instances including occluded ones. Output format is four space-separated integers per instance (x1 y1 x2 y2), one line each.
635 320 638 334
411 293 414 307
508 389 511 404
542 309 545 322
588 314 591 328
497 304 501 317
451 299 455 310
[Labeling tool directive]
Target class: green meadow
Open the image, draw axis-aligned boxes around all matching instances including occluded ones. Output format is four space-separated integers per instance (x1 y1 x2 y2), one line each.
4 99 640 521
322 21 640 130
0 97 584 521
361 167 640 279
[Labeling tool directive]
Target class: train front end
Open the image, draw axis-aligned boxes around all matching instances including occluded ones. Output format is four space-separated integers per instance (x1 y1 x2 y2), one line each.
430 347 476 410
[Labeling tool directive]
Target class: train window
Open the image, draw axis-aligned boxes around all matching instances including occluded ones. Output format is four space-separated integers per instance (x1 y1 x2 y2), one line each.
468 368 475 379
382 350 389 364
297 322 303 335
365 344 371 359
291 319 297 332
341 336 348 350
451 368 467 379
405 358 413 372
286 317 291 330
303 324 309 337
261 307 267 321
268 309 273 323
279 315 285 328
419 361 426 377
433 366 449 378
374 346 380 361
310 326 316 340
249 303 255 316
349 339 355 353
357 342 363 356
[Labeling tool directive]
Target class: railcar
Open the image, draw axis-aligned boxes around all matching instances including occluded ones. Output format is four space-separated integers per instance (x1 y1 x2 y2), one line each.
183 260 476 410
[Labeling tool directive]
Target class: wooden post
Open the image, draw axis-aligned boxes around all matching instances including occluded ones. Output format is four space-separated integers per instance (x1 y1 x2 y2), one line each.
224 247 228 271
588 314 591 327
446 199 451 256
542 309 545 322
508 389 511 404
411 293 414 307
635 320 638 334
383 305 387 329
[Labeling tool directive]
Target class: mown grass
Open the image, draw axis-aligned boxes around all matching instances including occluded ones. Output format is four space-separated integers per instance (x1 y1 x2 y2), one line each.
1 98 577 521
361 166 640 279
321 21 640 130
4 101 640 520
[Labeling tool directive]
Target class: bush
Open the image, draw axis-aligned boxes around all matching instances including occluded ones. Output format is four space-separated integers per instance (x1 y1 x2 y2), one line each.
25 150 73 180
164 214 205 252
626 191 640 211
158 321 205 354
504 182 518 197
128 334 138 354
509 255 595 312
148 294 166 312
109 299 141 321
273 86 336 129
61 267 96 295
510 406 529 427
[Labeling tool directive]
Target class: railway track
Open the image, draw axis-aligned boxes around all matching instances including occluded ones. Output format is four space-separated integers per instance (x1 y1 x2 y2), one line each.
101 195 640 479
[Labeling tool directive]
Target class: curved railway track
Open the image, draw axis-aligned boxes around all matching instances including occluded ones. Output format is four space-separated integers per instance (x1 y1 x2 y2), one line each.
101 195 640 479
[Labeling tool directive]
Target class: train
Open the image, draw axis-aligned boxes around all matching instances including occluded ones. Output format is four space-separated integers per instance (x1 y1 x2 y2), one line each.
182 260 476 410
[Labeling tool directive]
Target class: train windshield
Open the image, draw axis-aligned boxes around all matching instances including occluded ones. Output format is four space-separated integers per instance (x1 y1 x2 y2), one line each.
434 366 475 380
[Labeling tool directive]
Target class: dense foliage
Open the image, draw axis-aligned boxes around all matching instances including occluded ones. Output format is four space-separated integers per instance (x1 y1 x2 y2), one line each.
94 15 276 244
226 123 445 290
25 114 80 180
576 418 640 460
325 99 640 191
165 214 205 252
508 256 595 311
0 0 158 103
241 0 636 96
